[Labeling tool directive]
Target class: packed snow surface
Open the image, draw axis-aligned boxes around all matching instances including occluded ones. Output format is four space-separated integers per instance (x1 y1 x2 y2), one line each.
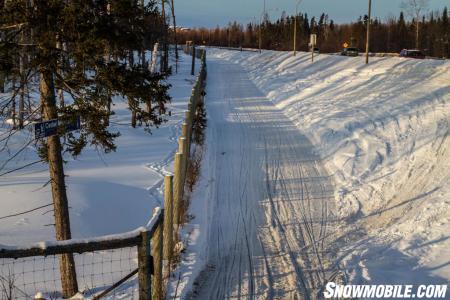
169 49 449 298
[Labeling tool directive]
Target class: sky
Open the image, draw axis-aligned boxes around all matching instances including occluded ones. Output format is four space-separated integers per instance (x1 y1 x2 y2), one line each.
174 0 449 28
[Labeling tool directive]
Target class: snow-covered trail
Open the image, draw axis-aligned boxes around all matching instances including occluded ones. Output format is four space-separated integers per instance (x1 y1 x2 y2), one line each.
190 58 339 299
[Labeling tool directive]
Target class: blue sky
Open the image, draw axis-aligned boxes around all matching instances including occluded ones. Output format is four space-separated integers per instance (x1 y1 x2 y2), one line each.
174 0 449 28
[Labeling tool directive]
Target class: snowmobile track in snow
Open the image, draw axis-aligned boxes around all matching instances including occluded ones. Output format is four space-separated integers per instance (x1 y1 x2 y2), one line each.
188 58 340 299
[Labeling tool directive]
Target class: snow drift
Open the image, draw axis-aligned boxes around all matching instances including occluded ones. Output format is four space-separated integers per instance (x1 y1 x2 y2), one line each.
207 48 450 285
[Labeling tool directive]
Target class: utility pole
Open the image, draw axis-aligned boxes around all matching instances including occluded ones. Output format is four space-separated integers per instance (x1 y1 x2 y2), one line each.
293 0 302 56
310 34 316 62
169 0 178 67
365 0 372 64
258 20 261 53
259 0 266 53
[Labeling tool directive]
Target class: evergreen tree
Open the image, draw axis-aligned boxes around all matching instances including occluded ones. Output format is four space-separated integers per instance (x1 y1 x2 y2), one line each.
303 13 311 35
442 7 449 57
178 7 449 56
0 1 169 297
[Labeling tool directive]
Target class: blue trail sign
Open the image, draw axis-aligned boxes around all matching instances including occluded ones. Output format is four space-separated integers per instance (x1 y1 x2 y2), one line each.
34 116 81 139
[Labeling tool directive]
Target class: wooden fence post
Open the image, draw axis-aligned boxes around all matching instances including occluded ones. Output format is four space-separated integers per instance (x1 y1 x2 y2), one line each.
190 103 195 124
192 87 196 101
195 87 199 104
183 120 191 155
173 153 183 226
185 110 192 153
181 123 188 141
188 103 193 120
152 214 164 300
185 110 191 130
138 231 151 300
178 137 187 189
163 175 173 264
191 45 196 76
179 135 187 154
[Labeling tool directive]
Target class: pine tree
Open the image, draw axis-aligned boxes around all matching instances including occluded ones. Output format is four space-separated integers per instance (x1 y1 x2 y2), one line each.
442 7 449 57
177 7 448 57
303 13 311 36
398 12 409 50
0 0 170 297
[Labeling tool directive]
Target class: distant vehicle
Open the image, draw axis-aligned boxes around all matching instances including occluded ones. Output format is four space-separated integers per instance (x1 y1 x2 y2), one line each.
341 47 359 56
400 49 425 59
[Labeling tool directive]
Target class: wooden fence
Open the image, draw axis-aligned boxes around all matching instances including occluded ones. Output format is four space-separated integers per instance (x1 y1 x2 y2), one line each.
0 49 207 300
0 208 163 300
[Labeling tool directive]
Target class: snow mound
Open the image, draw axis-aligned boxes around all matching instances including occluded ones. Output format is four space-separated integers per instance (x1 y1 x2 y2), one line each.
208 48 450 284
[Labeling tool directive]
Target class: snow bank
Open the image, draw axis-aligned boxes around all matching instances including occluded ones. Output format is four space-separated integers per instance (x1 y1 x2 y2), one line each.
0 207 161 252
208 49 450 284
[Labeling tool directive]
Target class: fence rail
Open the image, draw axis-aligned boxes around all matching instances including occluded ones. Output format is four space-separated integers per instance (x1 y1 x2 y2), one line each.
0 231 143 259
209 46 260 52
0 49 207 300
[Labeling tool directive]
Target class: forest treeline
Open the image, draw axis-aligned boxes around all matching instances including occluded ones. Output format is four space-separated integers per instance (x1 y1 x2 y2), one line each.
177 8 449 58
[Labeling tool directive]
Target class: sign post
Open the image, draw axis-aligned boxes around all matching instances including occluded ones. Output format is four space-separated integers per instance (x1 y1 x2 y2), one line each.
34 116 81 140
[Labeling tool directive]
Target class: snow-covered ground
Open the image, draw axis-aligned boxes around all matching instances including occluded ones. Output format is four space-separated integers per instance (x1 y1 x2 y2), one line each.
221 49 449 283
0 52 200 298
0 53 196 245
169 48 449 298
2 47 449 298
168 53 339 299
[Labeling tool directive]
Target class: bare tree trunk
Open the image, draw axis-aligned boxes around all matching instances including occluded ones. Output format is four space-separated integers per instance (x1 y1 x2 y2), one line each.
106 97 112 125
129 97 137 128
56 36 65 108
26 82 32 115
0 69 5 93
40 68 78 299
127 53 137 128
140 0 146 67
140 50 146 67
128 50 134 68
104 46 112 127
416 20 420 49
19 31 25 129
170 0 178 72
146 43 159 114
159 51 164 73
164 43 168 73
19 72 24 128
145 100 152 114
11 76 16 129
150 43 159 74
104 2 113 127
160 0 168 73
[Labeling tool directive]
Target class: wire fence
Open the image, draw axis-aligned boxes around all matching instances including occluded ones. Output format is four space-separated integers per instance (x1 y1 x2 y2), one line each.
0 208 162 300
0 247 138 299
